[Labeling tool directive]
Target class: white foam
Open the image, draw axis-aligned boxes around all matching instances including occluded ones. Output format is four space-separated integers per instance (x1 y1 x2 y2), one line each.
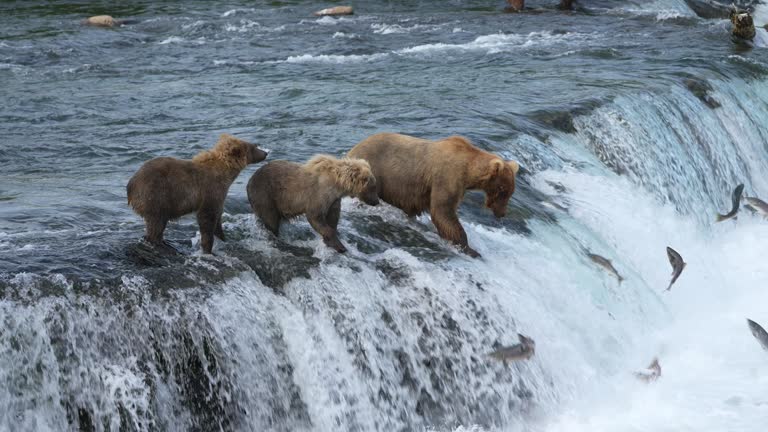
528 169 768 432
396 31 592 55
315 16 340 26
332 31 354 39
158 36 185 45
656 10 685 20
371 23 437 34
181 20 206 29
221 8 255 18
281 53 386 64
224 19 261 33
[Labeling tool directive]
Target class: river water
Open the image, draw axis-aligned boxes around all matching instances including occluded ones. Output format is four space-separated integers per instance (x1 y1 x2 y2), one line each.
1 1 768 431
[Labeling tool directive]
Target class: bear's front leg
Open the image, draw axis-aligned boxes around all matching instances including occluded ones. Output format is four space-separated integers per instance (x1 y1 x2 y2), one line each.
308 211 347 253
197 207 220 254
430 194 481 258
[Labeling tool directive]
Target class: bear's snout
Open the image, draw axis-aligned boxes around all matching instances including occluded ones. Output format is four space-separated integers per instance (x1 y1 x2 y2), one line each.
249 145 269 163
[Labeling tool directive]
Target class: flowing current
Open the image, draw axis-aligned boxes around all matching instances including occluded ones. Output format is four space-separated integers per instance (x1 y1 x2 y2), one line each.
1 1 768 431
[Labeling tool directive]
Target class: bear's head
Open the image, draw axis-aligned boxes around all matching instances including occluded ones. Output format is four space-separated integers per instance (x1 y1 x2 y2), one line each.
307 156 379 206
482 159 519 218
200 134 268 170
337 158 379 206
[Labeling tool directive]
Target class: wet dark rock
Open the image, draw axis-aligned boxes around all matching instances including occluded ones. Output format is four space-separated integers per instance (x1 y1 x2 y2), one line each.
683 77 721 109
684 0 758 19
223 243 320 290
125 240 186 268
375 258 412 285
77 407 94 432
347 214 455 260
531 109 577 133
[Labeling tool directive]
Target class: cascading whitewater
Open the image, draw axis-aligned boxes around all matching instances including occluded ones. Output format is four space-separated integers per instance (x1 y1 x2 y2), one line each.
3 73 767 431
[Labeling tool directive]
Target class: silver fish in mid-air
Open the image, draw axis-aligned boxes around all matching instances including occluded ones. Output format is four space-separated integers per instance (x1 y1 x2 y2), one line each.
488 334 536 365
588 253 624 283
634 357 661 383
716 183 744 222
747 319 768 352
665 246 686 291
744 196 768 218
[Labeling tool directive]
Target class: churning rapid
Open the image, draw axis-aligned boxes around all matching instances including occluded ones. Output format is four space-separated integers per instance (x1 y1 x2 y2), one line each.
1 1 768 431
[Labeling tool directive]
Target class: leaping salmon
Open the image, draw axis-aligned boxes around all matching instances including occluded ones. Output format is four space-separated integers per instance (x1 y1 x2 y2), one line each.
488 334 536 365
716 183 744 222
665 246 686 291
747 319 768 353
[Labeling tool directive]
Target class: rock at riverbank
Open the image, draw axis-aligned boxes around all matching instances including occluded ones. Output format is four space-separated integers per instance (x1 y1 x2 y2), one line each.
314 6 353 17
731 10 756 41
82 15 118 27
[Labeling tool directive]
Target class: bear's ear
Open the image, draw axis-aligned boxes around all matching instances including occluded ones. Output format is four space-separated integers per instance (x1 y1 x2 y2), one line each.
507 160 520 175
489 159 505 177
226 143 246 162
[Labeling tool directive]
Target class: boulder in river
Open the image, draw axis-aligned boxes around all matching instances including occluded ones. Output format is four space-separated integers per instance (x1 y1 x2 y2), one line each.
683 77 722 109
731 10 756 41
314 6 353 17
82 15 118 27
684 0 759 19
558 0 574 10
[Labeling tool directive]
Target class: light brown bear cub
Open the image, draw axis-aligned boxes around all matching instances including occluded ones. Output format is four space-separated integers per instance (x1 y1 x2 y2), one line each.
127 134 268 254
247 155 379 253
348 132 519 258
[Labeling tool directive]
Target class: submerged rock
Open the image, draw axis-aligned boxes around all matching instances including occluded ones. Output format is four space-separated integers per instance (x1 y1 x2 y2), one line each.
684 0 758 19
683 77 722 109
684 0 732 18
558 0 574 10
314 6 353 17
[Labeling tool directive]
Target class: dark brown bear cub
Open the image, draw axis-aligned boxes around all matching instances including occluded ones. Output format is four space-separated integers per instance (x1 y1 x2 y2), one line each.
247 155 379 253
348 132 519 258
127 133 268 254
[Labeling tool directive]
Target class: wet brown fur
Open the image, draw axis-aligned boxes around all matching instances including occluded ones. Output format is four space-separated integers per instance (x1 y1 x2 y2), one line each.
348 132 519 258
127 134 268 253
247 155 379 253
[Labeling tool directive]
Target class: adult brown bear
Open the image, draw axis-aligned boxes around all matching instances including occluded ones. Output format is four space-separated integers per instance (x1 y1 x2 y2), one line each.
127 134 268 254
348 133 519 258
247 155 379 253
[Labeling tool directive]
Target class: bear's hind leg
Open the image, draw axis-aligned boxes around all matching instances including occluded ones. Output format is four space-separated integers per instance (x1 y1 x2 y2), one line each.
326 199 341 230
144 216 168 245
197 207 219 254
257 204 281 237
214 214 226 241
